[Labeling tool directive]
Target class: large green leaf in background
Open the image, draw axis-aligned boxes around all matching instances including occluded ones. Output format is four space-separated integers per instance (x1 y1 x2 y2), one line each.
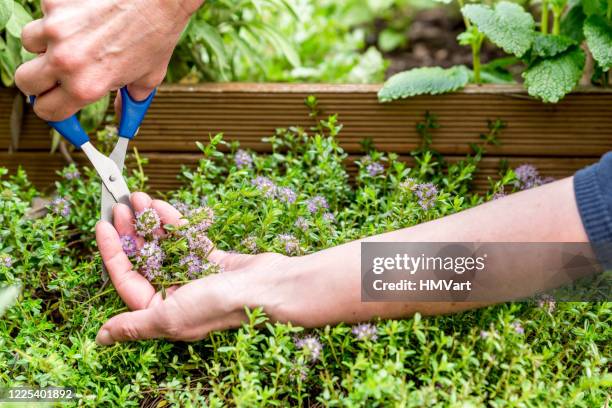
523 47 585 103
0 0 13 31
462 1 535 58
584 15 612 71
5 1 31 38
378 66 470 102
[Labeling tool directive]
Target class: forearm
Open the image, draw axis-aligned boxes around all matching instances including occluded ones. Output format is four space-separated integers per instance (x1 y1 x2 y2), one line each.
254 177 589 327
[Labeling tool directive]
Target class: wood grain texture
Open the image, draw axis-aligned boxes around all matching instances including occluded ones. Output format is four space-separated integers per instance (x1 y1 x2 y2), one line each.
0 84 611 156
0 151 596 194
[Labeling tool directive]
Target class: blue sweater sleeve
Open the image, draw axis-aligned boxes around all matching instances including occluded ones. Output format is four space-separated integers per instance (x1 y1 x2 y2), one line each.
573 151 612 269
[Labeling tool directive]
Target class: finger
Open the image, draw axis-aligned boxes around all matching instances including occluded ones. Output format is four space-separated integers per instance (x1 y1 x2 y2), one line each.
96 308 163 345
14 55 59 96
151 199 187 228
131 192 153 214
147 286 179 308
128 69 165 100
113 203 144 247
96 221 155 310
30 86 80 121
207 249 254 272
21 19 47 53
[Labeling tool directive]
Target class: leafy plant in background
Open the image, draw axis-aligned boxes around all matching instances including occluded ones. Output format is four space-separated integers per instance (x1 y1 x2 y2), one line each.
379 0 612 103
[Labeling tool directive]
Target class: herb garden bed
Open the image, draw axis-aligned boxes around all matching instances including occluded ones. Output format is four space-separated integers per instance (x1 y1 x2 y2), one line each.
1 84 611 192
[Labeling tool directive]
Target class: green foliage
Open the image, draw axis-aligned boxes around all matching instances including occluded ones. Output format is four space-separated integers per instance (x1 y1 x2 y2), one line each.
1 110 609 406
584 15 612 71
523 47 586 103
0 0 13 31
531 33 576 58
378 66 470 102
462 1 535 58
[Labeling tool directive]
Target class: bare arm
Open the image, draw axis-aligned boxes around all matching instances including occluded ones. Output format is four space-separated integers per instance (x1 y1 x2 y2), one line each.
95 177 588 345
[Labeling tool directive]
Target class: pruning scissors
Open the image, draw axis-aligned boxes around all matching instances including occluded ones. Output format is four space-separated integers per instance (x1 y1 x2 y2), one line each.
30 87 156 224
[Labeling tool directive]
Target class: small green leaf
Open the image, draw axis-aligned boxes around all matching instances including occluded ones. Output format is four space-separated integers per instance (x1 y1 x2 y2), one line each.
0 0 14 31
5 2 32 38
0 284 20 318
532 33 576 58
462 1 535 57
584 15 612 71
378 28 406 52
378 66 470 102
523 47 585 103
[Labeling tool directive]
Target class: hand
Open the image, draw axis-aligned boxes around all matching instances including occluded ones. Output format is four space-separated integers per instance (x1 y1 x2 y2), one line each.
94 192 294 345
15 0 202 121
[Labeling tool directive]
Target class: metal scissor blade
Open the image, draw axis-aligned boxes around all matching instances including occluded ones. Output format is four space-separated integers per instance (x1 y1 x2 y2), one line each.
100 138 131 224
81 142 131 207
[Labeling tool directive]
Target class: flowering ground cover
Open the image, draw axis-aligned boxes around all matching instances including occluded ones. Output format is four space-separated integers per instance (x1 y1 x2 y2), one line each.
0 110 609 406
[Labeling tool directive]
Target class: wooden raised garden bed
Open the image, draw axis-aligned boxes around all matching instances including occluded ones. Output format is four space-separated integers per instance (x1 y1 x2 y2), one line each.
1 83 611 193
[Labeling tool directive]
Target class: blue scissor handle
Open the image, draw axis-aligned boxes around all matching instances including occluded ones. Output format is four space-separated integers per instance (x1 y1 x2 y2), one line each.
28 86 156 148
118 86 156 139
28 95 90 148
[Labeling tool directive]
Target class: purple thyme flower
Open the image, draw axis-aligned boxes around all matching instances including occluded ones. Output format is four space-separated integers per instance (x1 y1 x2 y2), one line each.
135 208 161 237
277 187 297 204
294 336 322 362
180 253 203 279
295 217 309 231
234 149 253 169
201 261 225 275
62 167 80 180
366 162 384 177
186 231 214 257
120 235 138 257
252 176 277 198
0 254 13 268
513 164 552 190
511 321 525 335
306 195 329 213
322 212 335 223
170 200 191 216
278 234 300 255
241 236 258 253
480 330 490 339
399 178 418 192
415 183 438 210
190 206 215 231
492 190 506 200
137 241 164 281
351 323 378 341
51 197 71 217
537 294 556 313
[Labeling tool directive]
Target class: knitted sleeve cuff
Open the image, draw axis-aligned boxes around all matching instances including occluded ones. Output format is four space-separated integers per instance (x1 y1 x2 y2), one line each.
573 151 612 269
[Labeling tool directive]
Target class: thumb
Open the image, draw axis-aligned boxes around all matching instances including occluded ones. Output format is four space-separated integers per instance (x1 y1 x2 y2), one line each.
113 70 163 123
96 307 166 346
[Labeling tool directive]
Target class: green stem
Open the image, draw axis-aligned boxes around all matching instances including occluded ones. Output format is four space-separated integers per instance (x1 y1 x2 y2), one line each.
552 10 561 35
458 0 471 28
472 35 483 85
607 0 611 20
541 0 549 34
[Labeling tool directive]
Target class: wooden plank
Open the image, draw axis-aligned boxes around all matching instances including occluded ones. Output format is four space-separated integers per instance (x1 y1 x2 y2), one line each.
0 151 597 194
1 84 611 157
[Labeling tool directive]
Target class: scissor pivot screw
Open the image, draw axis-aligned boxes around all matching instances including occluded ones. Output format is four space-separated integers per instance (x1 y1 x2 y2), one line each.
109 175 117 182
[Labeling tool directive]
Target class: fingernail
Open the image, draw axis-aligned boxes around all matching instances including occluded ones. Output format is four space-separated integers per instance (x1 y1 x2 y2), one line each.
96 329 114 346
